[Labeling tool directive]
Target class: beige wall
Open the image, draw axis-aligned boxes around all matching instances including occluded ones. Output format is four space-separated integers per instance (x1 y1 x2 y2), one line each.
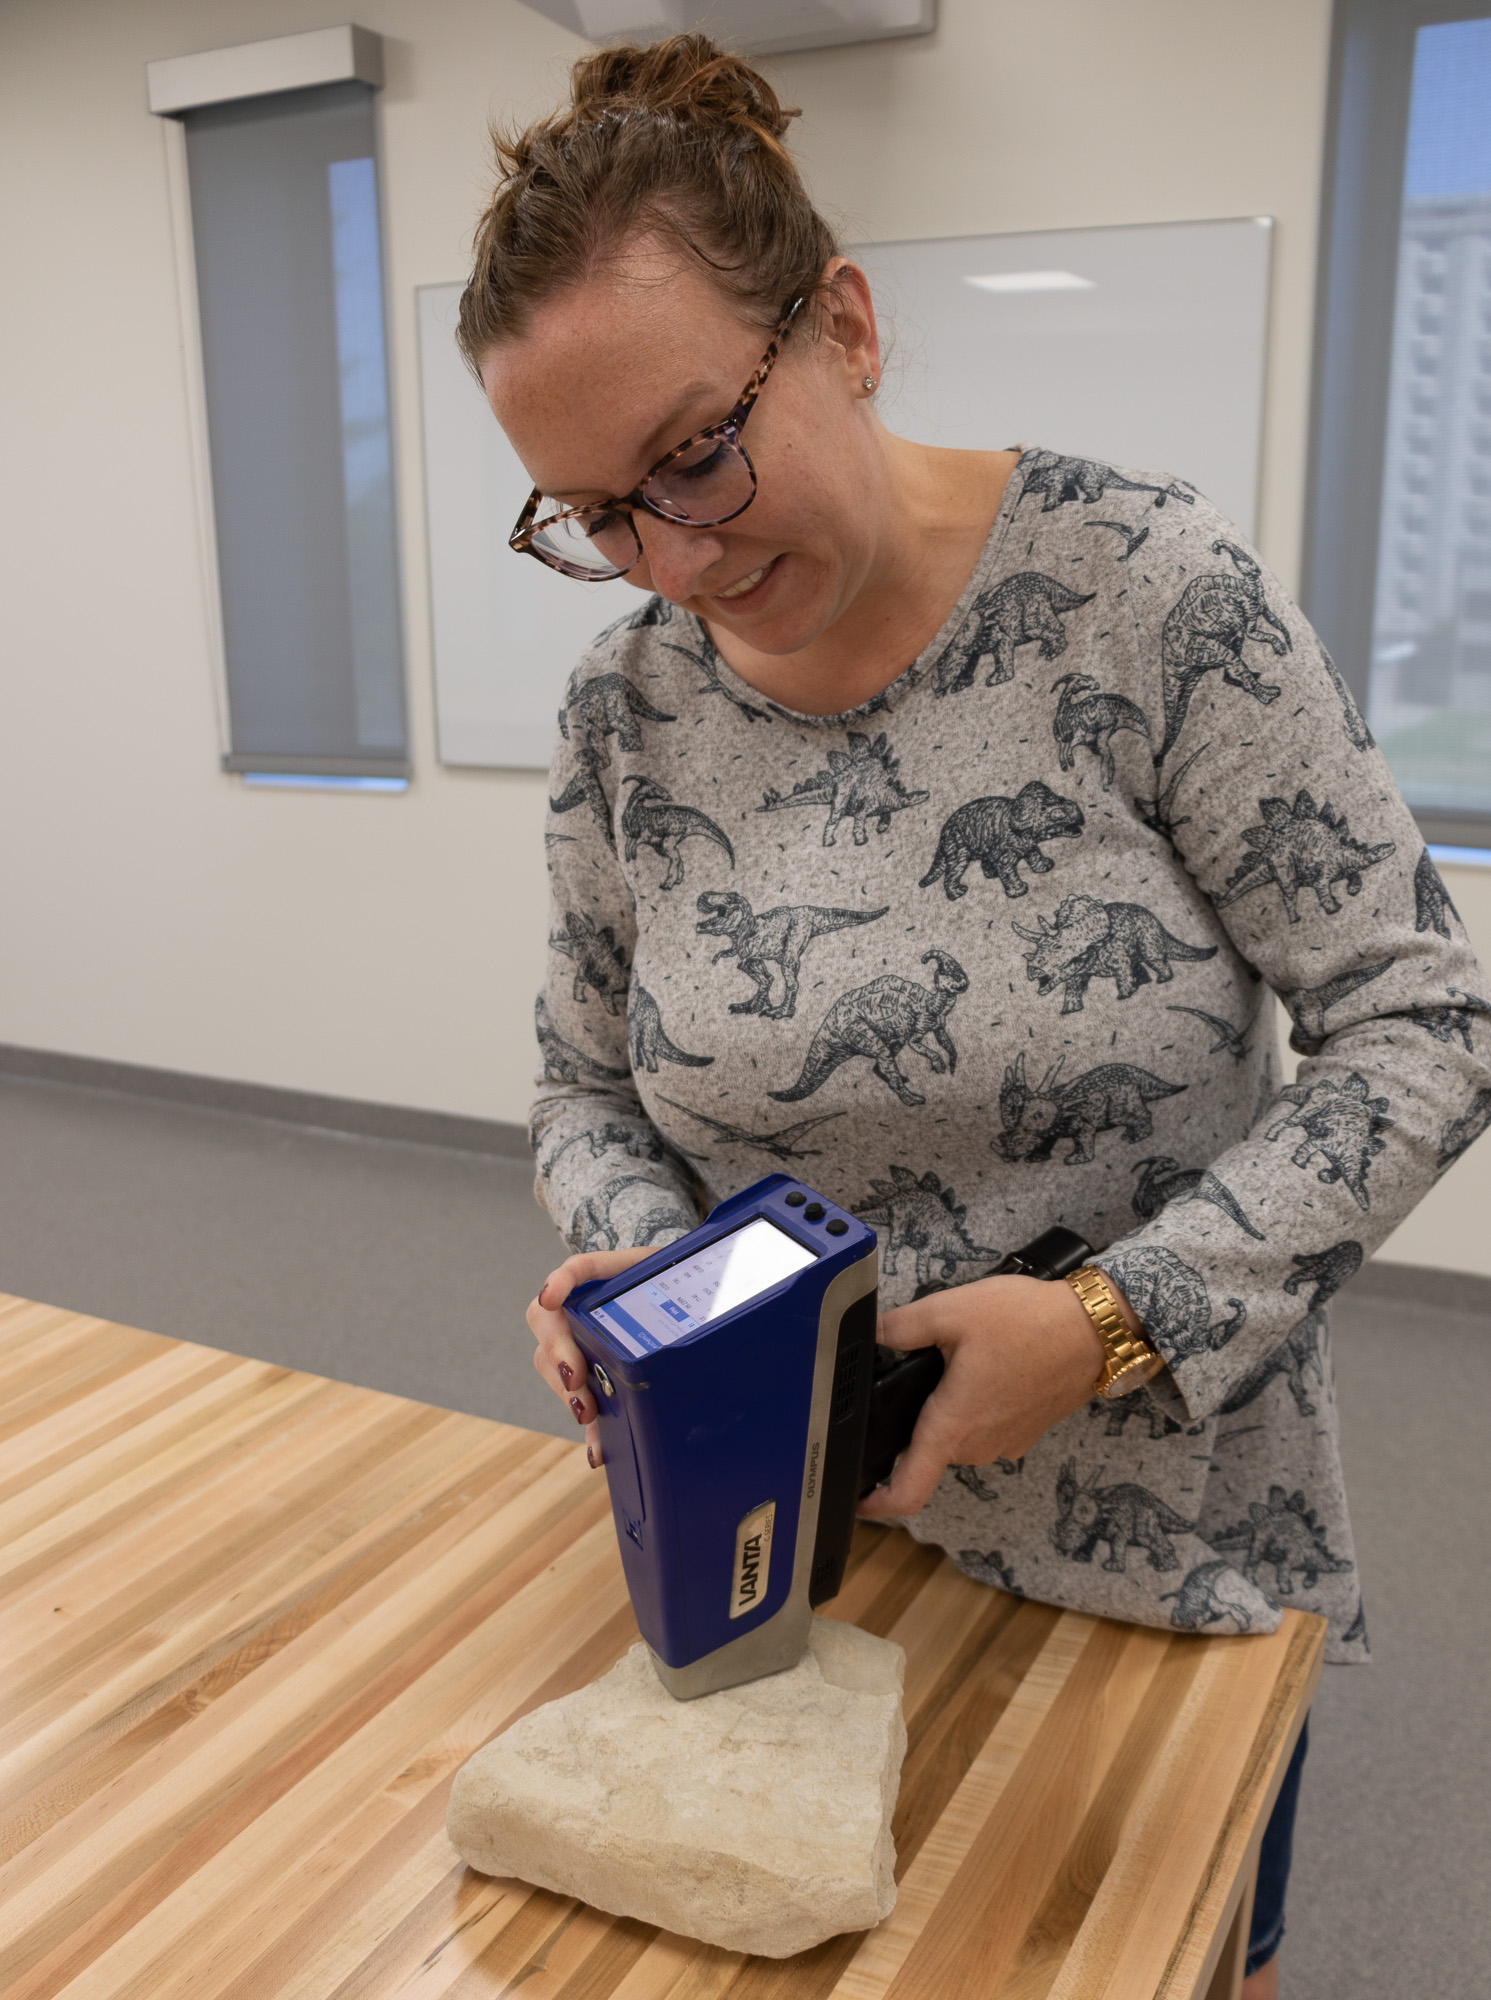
2 0 1488 1269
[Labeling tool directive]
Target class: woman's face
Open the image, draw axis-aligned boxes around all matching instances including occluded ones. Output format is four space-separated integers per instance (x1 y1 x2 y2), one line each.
480 244 884 657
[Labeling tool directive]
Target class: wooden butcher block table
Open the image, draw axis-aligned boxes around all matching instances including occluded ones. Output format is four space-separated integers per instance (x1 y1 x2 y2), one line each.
0 1295 1322 2000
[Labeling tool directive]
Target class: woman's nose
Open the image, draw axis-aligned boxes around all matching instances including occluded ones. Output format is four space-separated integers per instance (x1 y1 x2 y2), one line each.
632 513 726 603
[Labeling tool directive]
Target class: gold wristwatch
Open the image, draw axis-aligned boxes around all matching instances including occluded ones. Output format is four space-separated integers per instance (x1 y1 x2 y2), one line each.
1065 1265 1165 1399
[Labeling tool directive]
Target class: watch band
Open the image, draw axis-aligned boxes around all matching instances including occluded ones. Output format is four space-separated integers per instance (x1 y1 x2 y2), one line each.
1065 1265 1162 1396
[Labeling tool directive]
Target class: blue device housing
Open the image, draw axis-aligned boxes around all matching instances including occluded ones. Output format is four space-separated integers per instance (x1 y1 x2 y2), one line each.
563 1172 878 1698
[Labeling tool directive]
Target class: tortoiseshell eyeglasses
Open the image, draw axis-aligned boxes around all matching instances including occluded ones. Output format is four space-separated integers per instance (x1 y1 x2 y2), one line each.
509 298 805 582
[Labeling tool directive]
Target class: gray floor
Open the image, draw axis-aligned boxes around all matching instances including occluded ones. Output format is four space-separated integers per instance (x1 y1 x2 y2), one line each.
1 1072 1486 1996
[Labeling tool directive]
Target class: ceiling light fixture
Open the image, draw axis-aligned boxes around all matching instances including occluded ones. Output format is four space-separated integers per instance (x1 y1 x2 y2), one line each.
964 270 1097 294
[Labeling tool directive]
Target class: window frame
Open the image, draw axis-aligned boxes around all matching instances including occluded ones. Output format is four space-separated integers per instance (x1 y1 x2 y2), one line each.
1302 0 1491 847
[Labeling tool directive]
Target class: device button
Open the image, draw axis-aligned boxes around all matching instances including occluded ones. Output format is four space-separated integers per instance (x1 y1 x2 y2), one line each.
804 1201 825 1221
785 1190 806 1206
825 1217 848 1235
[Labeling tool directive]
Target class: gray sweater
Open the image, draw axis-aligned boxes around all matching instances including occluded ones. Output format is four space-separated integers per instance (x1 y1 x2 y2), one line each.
530 449 1491 1661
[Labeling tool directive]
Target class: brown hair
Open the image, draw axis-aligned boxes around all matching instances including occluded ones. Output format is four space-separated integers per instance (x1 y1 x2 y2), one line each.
456 34 839 370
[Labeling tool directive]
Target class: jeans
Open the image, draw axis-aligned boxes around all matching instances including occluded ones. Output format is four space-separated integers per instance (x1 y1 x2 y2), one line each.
1245 1713 1309 1978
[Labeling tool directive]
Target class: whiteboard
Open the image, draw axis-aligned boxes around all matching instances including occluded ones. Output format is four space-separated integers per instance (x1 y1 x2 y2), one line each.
416 283 631 768
858 217 1272 538
417 218 1272 770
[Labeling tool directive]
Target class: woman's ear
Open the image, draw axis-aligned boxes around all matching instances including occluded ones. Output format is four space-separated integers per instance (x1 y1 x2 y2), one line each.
814 257 882 396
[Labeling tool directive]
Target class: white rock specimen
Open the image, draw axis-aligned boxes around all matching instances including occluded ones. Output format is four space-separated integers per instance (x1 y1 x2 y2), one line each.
447 1616 906 1957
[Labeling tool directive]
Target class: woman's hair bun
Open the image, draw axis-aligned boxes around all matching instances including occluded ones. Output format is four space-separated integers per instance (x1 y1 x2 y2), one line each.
566 35 796 148
458 32 838 362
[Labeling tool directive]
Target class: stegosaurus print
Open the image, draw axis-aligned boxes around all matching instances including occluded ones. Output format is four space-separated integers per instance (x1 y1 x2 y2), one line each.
1215 790 1395 925
1158 540 1292 756
1212 1486 1352 1596
1014 449 1194 513
920 781 1085 900
930 573 1094 693
1266 1072 1392 1212
549 910 630 1014
756 732 927 847
770 950 968 1108
695 889 886 1019
852 1166 1001 1287
621 777 735 890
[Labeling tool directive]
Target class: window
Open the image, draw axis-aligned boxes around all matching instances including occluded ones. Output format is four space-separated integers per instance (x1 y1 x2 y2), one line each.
152 29 407 780
1305 1 1491 845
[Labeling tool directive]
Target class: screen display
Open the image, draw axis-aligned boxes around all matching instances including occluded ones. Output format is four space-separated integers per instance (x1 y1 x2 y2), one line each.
591 1216 817 1357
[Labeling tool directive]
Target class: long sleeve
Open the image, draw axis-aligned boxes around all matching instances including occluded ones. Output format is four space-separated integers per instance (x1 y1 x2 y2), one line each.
1092 491 1491 1419
529 638 702 1254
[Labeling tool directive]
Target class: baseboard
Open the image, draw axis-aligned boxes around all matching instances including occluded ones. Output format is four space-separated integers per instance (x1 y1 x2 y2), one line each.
0 1042 531 1160
1350 1259 1491 1318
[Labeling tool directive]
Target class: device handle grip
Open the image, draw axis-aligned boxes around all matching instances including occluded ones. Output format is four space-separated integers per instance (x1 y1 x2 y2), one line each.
858 1225 1092 1497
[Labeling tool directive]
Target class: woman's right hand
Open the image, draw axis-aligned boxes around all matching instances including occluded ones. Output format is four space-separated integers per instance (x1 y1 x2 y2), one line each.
526 1248 652 1467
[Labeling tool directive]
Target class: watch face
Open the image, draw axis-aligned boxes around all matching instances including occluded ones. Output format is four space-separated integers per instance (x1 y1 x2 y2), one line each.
1101 1351 1165 1398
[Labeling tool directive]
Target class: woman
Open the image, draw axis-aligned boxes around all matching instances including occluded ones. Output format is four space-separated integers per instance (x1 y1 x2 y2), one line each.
460 37 1490 1995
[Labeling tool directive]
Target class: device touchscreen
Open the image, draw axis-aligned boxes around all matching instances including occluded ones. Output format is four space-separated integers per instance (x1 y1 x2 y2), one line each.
591 1215 818 1356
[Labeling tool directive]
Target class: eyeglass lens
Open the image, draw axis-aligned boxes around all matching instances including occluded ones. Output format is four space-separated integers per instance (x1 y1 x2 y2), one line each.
531 432 757 579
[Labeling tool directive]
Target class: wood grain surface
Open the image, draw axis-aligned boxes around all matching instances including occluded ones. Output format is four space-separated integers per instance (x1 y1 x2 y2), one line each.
0 1295 1323 2000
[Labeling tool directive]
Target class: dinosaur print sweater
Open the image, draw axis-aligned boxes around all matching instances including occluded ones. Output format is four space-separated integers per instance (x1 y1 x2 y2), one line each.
531 448 1491 1663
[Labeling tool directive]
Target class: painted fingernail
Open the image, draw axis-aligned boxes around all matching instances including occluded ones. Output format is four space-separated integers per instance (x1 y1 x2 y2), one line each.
587 1444 602 1469
558 1361 574 1389
570 1397 587 1424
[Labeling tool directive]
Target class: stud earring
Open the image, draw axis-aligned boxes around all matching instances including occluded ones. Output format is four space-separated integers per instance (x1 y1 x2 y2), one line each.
863 376 876 391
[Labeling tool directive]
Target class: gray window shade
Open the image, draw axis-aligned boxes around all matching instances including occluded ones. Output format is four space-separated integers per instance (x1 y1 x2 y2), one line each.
185 81 406 775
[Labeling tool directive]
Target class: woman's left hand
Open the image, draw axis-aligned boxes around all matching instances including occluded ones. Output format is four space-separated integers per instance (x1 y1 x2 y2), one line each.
855 1273 1124 1521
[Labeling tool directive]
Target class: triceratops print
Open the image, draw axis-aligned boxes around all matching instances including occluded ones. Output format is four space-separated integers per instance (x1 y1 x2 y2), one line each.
621 776 734 890
569 1174 661 1253
1266 1072 1392 1211
1158 540 1292 757
997 1056 1186 1164
755 732 926 847
1050 673 1150 790
695 890 886 1021
931 574 1095 693
541 1122 667 1179
769 950 968 1108
920 781 1084 900
1215 790 1395 926
1410 988 1490 1054
1012 893 1216 1014
1052 1460 1195 1572
1014 450 1195 513
549 910 630 1014
1212 1486 1352 1596
853 1166 1001 1287
1100 1244 1246 1360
